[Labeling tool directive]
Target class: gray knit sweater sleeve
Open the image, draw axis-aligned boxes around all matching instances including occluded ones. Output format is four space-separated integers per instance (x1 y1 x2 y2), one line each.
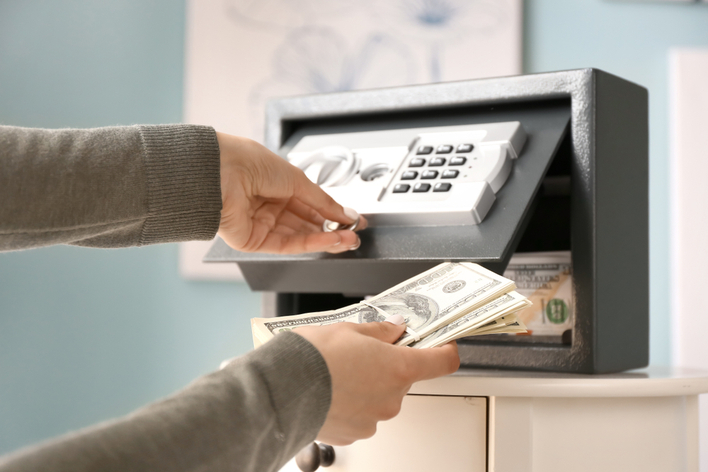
0 125 333 471
0 332 332 472
0 124 222 250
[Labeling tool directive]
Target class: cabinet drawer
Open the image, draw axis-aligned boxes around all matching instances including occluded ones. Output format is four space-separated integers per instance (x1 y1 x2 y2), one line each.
281 394 487 472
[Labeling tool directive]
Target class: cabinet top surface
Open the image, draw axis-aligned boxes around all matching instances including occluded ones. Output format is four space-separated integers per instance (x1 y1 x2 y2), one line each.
409 366 708 397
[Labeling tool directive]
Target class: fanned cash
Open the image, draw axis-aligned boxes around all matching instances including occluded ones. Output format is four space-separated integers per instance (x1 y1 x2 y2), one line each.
251 262 531 349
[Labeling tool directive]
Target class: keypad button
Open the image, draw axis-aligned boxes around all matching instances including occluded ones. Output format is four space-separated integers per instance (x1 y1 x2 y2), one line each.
456 144 474 153
416 146 433 155
393 183 411 193
421 170 438 179
442 169 459 179
401 170 418 180
413 183 431 193
434 182 452 192
436 144 453 154
429 157 446 166
450 156 467 166
409 158 426 167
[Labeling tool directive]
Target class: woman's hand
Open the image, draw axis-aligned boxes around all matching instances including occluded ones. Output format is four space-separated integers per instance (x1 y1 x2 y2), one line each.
295 321 460 445
216 132 366 254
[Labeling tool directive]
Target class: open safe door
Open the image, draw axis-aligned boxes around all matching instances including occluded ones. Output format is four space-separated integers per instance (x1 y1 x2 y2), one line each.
206 100 570 294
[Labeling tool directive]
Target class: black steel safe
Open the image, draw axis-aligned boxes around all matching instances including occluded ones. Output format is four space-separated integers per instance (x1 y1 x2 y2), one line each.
206 68 649 374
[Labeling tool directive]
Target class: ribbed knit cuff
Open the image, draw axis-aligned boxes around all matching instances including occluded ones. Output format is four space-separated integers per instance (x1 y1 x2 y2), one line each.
137 124 222 245
243 332 332 456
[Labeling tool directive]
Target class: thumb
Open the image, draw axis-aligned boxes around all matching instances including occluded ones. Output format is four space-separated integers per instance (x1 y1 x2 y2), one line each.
400 341 461 382
354 320 407 344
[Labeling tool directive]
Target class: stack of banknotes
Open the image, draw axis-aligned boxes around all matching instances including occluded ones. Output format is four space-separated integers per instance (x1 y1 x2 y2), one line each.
251 262 531 349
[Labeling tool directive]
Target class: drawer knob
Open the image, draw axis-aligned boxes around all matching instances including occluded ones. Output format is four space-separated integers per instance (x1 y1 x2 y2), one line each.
295 442 335 471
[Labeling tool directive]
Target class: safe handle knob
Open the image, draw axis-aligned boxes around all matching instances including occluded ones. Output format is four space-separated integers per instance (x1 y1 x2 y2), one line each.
295 442 335 471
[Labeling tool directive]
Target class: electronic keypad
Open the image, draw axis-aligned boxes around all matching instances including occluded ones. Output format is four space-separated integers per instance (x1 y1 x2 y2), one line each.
288 122 527 227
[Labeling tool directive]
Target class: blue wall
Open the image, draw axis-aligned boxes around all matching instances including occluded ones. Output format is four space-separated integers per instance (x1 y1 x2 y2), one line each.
0 0 261 454
2 0 708 456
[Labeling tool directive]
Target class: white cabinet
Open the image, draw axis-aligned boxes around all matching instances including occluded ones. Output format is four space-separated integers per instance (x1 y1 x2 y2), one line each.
282 367 708 472
328 395 487 472
280 395 487 472
489 396 698 472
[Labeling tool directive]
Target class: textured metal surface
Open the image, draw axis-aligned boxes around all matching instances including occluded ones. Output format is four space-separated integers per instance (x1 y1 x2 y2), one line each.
208 69 649 374
457 70 648 373
264 70 591 153
592 72 650 372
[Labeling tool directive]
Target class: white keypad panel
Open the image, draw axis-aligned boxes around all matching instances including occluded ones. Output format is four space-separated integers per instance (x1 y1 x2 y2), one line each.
287 122 526 227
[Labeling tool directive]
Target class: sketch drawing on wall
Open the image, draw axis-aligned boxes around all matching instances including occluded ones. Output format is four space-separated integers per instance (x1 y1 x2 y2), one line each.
181 0 522 281
364 0 509 82
224 0 358 30
247 27 417 137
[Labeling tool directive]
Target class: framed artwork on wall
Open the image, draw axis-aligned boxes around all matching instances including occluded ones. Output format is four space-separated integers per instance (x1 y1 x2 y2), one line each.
180 0 523 280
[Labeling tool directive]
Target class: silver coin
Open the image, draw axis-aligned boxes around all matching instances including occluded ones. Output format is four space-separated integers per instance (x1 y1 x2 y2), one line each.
322 216 360 232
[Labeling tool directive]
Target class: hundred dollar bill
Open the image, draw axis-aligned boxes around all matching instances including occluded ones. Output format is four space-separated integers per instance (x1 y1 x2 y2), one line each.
410 291 530 349
251 305 379 348
376 262 515 346
251 262 523 348
466 314 526 335
503 251 573 336
250 309 341 348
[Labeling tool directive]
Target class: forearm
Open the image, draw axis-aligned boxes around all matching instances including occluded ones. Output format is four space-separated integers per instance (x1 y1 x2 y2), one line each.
0 124 222 251
0 332 331 472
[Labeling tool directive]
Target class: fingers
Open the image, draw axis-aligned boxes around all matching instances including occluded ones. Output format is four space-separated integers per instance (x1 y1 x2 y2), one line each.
237 198 361 253
351 323 460 380
259 231 341 254
356 323 459 381
324 230 360 254
353 321 407 344
257 160 369 249
270 202 362 253
356 214 369 231
285 198 327 226
292 168 359 225
273 210 323 235
241 219 361 254
252 229 360 255
401 341 460 382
